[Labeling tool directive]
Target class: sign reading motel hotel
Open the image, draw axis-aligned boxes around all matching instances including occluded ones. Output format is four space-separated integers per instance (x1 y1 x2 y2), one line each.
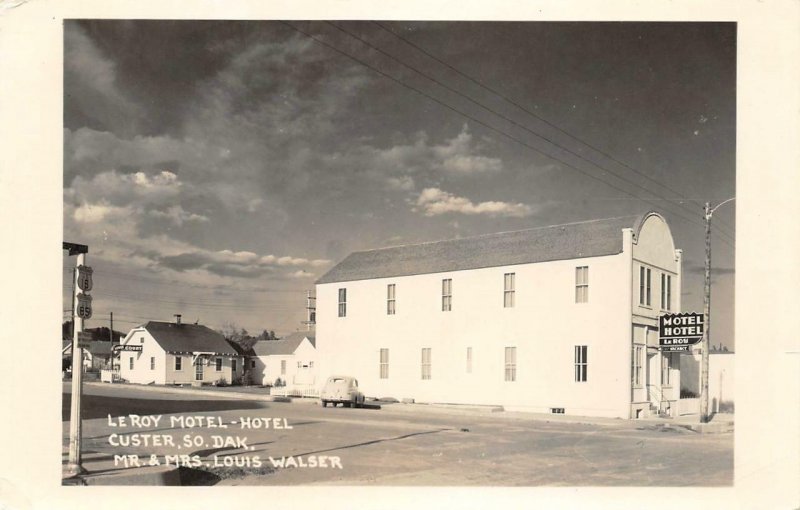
658 313 704 352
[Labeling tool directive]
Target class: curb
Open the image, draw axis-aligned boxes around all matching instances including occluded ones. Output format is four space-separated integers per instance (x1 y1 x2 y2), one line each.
84 381 317 404
63 464 181 486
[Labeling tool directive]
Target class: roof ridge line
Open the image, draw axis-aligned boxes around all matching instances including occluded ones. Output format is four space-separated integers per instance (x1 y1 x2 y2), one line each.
351 214 639 254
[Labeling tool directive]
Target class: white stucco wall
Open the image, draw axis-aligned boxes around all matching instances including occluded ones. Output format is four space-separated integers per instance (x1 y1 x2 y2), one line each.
630 213 683 416
118 328 166 385
317 251 633 418
256 338 318 387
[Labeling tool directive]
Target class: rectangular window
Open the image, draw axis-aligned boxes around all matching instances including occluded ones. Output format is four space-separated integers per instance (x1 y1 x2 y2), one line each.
639 266 652 306
232 359 237 372
175 356 182 371
661 273 672 311
129 357 134 370
441 279 452 311
380 348 389 379
338 288 347 317
504 347 517 382
661 354 671 385
280 359 286 375
215 357 222 372
421 348 432 380
251 360 256 369
466 347 472 373
574 345 588 382
575 266 589 303
140 336 145 344
632 345 643 386
195 361 203 381
504 273 515 308
150 357 155 370
387 284 396 315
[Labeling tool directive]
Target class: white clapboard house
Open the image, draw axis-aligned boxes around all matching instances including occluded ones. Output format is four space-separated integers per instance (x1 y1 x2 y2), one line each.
316 212 682 419
252 331 317 389
118 317 244 386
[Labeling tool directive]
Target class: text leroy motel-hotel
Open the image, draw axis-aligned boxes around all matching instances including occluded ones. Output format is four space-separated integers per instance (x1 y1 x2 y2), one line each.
316 212 682 419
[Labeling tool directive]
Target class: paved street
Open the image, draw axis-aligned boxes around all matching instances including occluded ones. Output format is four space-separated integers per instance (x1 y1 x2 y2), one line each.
64 383 733 486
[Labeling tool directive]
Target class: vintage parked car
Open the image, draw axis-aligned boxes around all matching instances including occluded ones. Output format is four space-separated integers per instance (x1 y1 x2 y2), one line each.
320 375 365 408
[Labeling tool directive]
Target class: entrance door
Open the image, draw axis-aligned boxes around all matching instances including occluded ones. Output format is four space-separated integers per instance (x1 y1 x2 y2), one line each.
195 360 204 381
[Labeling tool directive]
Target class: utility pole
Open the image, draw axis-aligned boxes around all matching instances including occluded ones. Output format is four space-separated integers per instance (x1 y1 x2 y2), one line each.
701 198 735 423
62 242 90 477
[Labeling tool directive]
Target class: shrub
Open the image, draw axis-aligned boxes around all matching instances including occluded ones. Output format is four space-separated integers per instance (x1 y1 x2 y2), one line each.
274 377 284 387
214 377 228 387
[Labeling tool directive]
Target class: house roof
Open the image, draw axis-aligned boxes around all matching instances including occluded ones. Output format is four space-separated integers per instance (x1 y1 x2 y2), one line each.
226 339 256 357
317 214 647 284
62 340 117 356
253 331 315 356
141 321 238 355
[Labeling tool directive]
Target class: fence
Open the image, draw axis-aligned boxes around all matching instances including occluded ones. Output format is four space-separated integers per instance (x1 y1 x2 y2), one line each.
269 386 319 399
677 398 700 416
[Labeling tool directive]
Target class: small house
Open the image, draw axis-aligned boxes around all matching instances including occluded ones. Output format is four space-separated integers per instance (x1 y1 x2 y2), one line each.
252 332 317 388
118 317 243 386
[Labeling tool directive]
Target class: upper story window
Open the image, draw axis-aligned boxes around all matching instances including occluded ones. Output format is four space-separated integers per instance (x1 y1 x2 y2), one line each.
504 273 515 308
338 288 347 317
575 266 589 303
387 284 396 315
661 273 672 311
441 279 452 311
639 266 652 306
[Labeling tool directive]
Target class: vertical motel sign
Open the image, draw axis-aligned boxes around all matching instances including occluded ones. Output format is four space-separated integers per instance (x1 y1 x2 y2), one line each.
659 313 704 352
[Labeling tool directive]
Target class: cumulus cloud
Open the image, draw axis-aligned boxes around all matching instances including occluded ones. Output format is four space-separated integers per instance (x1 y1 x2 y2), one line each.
148 206 210 226
154 247 330 278
414 188 534 218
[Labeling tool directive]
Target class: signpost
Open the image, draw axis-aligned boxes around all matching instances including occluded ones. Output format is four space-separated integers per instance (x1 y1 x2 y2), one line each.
77 331 93 349
62 241 89 478
659 313 704 352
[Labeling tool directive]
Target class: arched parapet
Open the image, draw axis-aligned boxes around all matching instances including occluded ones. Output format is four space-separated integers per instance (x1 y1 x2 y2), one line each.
632 212 680 272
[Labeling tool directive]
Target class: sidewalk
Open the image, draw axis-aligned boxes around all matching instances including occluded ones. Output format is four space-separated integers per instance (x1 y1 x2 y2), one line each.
86 381 734 432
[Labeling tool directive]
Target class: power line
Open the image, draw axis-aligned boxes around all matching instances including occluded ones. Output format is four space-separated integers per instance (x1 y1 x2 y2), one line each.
337 21 736 242
370 21 737 239
280 21 734 248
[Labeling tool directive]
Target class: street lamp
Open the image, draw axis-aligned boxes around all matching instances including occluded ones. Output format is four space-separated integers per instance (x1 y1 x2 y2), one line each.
701 198 735 423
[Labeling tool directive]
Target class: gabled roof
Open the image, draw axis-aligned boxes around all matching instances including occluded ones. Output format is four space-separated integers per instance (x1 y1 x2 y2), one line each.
317 214 645 284
62 340 117 356
226 339 256 357
140 321 238 355
253 331 315 356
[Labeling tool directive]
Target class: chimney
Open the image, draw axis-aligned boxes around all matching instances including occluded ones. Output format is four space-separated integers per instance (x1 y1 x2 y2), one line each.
174 314 182 326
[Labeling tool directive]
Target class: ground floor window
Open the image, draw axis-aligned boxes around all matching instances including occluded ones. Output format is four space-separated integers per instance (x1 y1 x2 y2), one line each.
380 348 389 379
574 345 587 382
232 359 237 372
632 345 643 386
195 360 203 381
661 353 671 385
215 357 223 372
129 357 134 370
504 347 517 382
466 347 472 373
150 357 155 370
421 348 431 380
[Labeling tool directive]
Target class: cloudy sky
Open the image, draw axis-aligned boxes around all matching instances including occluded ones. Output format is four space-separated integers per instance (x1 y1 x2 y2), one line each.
63 21 736 344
